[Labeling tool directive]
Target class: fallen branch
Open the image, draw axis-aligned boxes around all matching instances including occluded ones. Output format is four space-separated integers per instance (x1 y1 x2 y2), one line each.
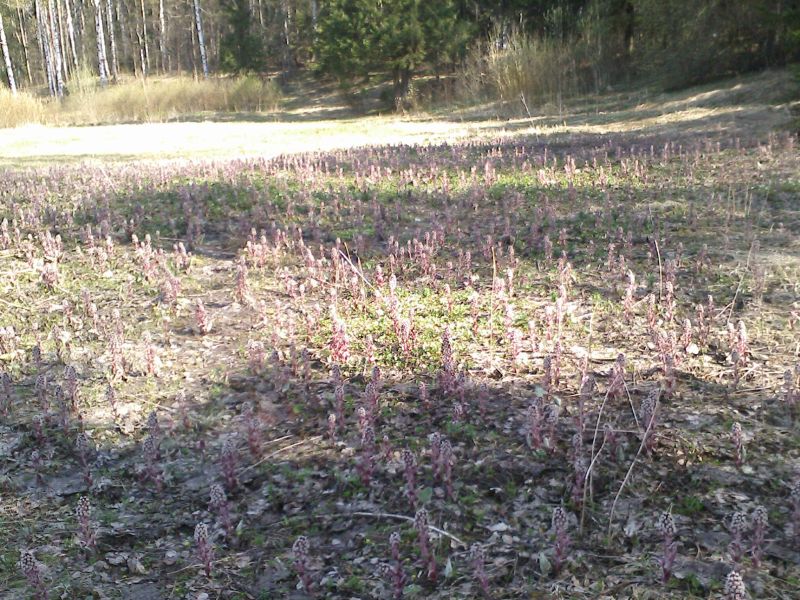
241 436 322 473
347 511 467 547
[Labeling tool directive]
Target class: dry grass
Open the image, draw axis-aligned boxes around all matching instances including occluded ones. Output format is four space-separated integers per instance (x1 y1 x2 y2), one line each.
456 29 588 110
0 75 282 128
0 88 46 129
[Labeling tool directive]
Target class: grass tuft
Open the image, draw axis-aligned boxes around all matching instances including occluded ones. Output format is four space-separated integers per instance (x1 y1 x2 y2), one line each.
0 75 282 128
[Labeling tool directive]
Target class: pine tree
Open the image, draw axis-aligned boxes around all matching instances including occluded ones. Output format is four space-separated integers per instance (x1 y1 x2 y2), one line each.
220 0 265 73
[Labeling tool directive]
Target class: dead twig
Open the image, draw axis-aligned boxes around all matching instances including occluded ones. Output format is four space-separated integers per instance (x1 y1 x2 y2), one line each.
608 396 660 533
339 247 374 290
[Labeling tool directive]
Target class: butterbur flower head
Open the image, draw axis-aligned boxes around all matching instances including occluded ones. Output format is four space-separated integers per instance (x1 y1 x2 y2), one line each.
751 505 767 529
730 511 748 535
293 535 310 562
327 413 337 437
429 431 441 454
791 479 800 508
361 424 375 448
640 391 657 426
656 511 676 538
389 531 401 561
414 508 429 533
146 411 159 435
552 506 568 533
19 550 38 577
209 483 226 509
470 541 485 563
731 422 743 443
195 299 211 335
724 571 747 600
142 434 158 461
402 448 416 471
76 495 91 521
439 439 452 465
194 522 209 544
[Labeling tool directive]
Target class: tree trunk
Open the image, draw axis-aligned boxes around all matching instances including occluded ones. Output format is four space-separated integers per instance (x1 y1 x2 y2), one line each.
106 0 118 80
118 1 133 76
189 0 198 77
16 7 33 86
394 68 412 111
0 14 17 94
193 0 208 78
281 0 292 72
55 0 68 78
63 0 80 72
77 0 87 66
140 0 149 73
158 0 168 72
35 0 56 95
93 0 109 85
48 0 66 96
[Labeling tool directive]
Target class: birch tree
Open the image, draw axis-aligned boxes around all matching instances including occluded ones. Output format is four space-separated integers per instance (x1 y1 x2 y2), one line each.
92 0 109 85
47 0 65 96
63 0 79 71
0 12 17 93
158 0 166 71
34 0 55 95
193 0 208 77
15 5 33 85
105 0 117 80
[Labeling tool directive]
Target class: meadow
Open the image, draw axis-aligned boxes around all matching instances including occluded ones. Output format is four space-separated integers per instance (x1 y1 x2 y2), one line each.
1 73 799 599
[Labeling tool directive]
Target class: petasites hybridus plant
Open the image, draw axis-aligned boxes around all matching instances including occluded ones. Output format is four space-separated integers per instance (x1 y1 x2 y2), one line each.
724 570 747 600
401 448 418 508
655 511 677 583
551 506 570 575
728 511 748 564
292 535 314 595
209 483 234 538
19 550 47 600
414 508 437 582
470 542 490 597
439 327 456 395
220 438 238 491
438 438 455 500
194 522 214 576
731 422 746 467
385 531 406 599
75 496 97 550
750 505 767 567
141 433 163 491
75 432 93 487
